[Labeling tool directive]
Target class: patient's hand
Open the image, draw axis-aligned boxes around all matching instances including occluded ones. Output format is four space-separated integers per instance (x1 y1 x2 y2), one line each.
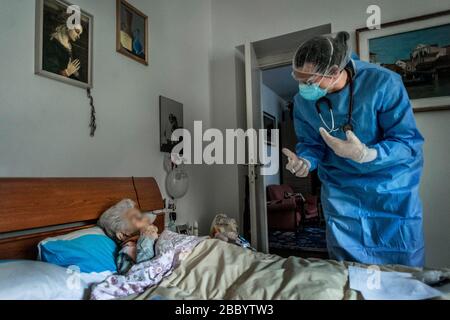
140 224 159 240
122 241 137 262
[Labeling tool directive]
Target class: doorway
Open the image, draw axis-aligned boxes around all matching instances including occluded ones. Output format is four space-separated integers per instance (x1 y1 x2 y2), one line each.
237 24 331 258
261 64 328 259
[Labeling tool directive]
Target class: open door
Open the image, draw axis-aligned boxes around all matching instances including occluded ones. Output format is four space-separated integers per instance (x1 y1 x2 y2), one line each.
239 24 331 253
245 42 269 253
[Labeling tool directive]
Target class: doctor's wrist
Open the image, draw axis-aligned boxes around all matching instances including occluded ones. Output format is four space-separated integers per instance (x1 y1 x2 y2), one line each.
301 157 312 171
355 145 378 164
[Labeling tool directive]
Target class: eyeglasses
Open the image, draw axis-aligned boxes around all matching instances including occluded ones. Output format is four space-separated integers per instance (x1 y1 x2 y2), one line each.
291 70 335 84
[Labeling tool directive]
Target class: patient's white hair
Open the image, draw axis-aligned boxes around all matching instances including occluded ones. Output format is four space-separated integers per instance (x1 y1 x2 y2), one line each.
98 199 136 240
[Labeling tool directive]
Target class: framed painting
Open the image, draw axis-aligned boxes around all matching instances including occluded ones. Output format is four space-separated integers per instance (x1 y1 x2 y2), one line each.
35 0 93 89
160 96 183 153
263 112 277 146
116 0 148 65
356 10 450 111
176 224 191 235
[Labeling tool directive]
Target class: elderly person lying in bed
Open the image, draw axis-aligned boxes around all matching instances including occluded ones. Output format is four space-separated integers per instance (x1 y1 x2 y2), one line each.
98 199 159 274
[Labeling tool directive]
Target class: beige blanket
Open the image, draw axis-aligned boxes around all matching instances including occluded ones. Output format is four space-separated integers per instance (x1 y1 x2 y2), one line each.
132 239 450 300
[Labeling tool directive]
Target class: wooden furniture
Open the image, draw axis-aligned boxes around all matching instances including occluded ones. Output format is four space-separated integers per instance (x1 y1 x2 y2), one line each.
267 184 301 231
152 212 166 236
0 177 165 260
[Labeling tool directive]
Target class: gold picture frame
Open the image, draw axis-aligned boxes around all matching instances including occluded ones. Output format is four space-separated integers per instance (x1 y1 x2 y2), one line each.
116 0 148 65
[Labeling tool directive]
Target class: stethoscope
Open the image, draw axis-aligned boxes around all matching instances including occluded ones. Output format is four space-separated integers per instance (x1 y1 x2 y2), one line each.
315 68 354 133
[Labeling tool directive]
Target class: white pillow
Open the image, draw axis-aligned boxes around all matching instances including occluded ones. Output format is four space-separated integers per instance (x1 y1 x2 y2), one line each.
0 260 110 300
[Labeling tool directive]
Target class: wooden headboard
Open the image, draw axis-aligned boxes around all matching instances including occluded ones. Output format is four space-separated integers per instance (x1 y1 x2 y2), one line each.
0 177 164 260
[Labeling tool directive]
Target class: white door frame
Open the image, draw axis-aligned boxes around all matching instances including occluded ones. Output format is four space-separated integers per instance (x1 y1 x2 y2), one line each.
245 42 269 253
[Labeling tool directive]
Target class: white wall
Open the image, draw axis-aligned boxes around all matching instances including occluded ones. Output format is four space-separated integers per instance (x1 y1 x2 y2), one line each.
416 112 450 269
210 0 450 268
0 0 213 233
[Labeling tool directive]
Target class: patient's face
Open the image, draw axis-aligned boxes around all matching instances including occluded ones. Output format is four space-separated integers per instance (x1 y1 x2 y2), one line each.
125 208 150 232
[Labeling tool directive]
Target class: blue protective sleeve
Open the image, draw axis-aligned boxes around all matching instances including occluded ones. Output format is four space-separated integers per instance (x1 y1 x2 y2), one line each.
293 102 326 170
369 75 424 170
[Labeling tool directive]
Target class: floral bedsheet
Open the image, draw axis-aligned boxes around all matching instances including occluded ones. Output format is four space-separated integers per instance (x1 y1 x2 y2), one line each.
90 230 204 300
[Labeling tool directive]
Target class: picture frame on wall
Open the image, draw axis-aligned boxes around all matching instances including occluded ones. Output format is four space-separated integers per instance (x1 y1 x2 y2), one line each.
263 112 277 146
356 10 450 112
116 0 148 65
176 224 191 235
35 0 94 89
160 96 183 153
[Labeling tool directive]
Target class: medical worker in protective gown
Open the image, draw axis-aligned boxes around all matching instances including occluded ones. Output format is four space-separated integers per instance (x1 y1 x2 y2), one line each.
283 31 425 267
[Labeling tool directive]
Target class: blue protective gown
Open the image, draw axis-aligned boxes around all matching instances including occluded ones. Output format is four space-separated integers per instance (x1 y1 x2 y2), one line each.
293 59 425 267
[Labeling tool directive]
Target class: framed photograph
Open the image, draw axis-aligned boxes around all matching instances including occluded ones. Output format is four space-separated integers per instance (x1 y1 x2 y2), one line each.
263 112 277 146
116 0 148 65
35 0 93 89
356 10 450 111
160 96 183 153
176 224 190 235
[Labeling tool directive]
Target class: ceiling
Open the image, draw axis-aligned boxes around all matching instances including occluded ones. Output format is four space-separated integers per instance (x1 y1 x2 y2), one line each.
262 64 298 102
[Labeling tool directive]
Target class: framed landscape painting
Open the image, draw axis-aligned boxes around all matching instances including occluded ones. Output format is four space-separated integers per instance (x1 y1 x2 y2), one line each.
263 112 277 146
357 10 450 111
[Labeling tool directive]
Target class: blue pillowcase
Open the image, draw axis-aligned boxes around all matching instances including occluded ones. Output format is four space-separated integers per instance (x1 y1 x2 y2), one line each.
38 227 118 273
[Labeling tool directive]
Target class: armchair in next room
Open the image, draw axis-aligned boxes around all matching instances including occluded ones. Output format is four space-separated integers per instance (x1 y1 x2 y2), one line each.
266 184 320 231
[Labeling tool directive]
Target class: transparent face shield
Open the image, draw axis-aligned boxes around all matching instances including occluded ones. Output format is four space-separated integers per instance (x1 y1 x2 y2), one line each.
292 33 352 86
292 33 352 133
292 48 344 94
292 38 333 84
